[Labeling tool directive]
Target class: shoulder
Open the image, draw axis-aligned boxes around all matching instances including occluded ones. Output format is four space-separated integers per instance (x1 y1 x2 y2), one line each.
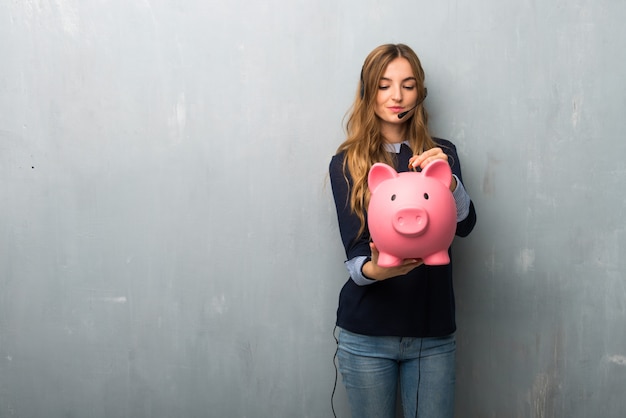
330 151 346 165
329 151 347 175
433 137 457 151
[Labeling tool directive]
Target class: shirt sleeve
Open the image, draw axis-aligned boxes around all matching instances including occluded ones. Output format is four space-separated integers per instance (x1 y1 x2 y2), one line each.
440 139 477 237
451 174 471 222
345 256 377 286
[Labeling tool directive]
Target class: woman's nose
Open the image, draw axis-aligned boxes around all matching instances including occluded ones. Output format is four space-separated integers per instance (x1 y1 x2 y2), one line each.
391 85 402 101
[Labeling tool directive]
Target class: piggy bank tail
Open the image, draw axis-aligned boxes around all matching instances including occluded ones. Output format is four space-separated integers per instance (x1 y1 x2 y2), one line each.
422 250 450 266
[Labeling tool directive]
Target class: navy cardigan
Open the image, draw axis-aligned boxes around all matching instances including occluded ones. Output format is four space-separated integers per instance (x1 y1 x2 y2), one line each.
329 138 477 337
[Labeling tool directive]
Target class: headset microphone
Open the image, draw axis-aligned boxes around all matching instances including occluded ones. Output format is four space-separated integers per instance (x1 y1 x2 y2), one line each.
397 88 428 119
397 105 417 119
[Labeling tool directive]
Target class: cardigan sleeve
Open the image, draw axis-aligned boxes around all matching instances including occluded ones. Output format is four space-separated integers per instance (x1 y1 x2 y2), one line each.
329 153 372 261
437 139 477 238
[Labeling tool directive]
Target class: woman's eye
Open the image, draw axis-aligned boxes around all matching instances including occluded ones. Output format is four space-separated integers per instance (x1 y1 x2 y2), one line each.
403 85 416 90
378 85 390 90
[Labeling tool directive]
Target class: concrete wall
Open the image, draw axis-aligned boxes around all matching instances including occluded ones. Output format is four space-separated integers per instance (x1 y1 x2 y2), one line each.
1 0 625 417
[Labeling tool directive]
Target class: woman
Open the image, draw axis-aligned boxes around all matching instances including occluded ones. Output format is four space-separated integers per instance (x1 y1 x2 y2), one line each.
329 44 477 418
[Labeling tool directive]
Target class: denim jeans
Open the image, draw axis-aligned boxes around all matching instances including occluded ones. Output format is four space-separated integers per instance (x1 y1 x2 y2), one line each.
337 328 456 418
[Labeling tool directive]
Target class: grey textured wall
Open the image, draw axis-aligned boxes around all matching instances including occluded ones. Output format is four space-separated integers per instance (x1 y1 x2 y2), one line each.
1 1 625 417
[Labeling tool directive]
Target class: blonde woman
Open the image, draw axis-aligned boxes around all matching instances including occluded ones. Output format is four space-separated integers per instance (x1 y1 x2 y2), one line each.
329 44 477 418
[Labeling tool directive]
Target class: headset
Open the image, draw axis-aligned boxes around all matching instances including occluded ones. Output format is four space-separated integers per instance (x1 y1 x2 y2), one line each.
331 326 339 418
414 338 423 418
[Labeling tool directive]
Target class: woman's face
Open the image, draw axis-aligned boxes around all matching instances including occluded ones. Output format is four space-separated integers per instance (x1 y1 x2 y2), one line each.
374 57 418 128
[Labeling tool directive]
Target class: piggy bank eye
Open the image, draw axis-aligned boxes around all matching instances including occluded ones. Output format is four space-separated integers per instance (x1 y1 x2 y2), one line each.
391 194 397 201
423 193 429 200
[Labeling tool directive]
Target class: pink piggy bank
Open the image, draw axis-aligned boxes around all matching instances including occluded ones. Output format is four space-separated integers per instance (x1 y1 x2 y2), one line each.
367 160 456 267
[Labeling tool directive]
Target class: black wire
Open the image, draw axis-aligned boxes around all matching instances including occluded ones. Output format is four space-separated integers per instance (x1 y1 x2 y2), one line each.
331 326 339 418
415 338 423 418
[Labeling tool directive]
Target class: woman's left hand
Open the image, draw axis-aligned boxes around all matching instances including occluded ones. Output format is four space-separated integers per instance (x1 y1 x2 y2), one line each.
408 147 457 191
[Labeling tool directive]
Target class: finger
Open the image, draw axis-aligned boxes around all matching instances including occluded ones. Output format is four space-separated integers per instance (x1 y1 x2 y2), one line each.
420 154 448 169
409 155 423 169
420 156 435 168
412 156 431 169
410 148 446 169
369 242 380 264
399 259 423 274
418 148 440 159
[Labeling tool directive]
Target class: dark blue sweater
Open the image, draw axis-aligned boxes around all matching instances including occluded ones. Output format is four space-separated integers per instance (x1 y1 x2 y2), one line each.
329 138 477 337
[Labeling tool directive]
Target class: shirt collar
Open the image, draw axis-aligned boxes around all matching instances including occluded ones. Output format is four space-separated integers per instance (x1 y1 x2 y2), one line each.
384 140 411 153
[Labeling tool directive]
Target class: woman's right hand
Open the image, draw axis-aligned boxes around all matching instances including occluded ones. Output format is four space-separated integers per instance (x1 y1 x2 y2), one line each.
362 242 423 281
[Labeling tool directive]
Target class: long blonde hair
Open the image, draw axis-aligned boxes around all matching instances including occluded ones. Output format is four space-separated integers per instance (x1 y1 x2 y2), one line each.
336 44 436 237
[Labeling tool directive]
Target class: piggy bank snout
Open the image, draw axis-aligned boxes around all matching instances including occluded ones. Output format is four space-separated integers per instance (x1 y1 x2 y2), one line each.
392 207 429 237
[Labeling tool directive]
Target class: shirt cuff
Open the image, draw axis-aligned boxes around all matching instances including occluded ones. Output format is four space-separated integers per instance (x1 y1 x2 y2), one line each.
345 256 377 286
452 174 471 222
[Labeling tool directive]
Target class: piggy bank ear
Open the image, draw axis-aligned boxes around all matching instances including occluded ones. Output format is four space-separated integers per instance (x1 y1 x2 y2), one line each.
368 163 399 193
422 159 452 189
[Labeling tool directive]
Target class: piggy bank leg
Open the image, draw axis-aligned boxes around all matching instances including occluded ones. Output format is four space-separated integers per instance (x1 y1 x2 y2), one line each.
377 252 403 268
422 251 451 266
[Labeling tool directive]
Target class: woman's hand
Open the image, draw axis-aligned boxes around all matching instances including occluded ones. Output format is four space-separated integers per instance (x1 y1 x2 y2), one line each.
408 147 457 191
362 242 423 281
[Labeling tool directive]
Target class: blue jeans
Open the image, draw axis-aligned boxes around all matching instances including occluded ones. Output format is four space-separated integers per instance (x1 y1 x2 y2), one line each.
337 328 456 418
